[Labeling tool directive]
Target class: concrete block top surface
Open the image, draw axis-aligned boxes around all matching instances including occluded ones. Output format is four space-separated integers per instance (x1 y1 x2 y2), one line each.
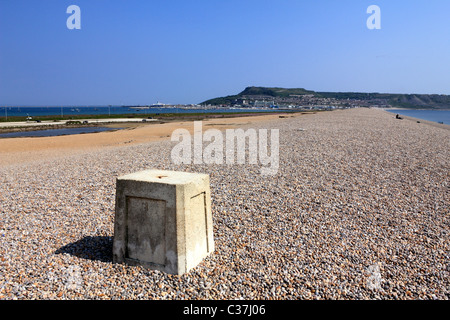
118 169 209 185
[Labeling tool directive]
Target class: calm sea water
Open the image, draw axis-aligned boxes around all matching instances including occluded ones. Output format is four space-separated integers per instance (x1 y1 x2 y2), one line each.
0 106 278 118
0 106 281 138
387 109 450 125
0 126 120 138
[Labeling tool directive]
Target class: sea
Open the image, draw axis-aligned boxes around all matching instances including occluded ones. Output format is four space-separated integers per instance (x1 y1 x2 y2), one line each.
386 109 450 125
0 106 280 118
0 126 121 138
0 106 283 138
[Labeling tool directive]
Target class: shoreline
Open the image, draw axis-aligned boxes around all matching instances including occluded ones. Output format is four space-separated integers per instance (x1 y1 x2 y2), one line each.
0 111 302 134
375 108 450 130
0 112 303 167
373 107 450 111
1 108 448 167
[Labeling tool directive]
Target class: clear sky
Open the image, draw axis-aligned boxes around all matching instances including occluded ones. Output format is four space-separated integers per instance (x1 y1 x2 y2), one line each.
1 0 450 106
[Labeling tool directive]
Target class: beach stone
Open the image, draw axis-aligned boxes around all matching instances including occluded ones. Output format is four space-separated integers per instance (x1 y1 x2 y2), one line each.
112 169 214 275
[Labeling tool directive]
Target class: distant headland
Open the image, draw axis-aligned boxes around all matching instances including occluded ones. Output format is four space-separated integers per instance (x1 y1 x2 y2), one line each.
200 86 450 109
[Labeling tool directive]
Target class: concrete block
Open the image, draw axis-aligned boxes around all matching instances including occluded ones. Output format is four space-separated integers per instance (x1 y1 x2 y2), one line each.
113 169 214 275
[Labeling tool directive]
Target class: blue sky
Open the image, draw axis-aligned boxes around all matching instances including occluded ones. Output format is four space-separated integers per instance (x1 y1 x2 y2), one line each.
1 0 450 106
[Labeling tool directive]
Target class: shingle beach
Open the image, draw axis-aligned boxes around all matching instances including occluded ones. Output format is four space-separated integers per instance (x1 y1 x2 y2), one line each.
0 108 448 300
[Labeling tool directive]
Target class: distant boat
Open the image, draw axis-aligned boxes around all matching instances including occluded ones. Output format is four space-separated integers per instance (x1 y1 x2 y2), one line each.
150 102 166 107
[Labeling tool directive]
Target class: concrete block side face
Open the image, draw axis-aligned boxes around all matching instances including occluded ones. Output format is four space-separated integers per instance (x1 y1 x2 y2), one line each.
192 175 214 255
185 191 209 271
175 185 187 275
204 184 215 255
125 197 167 265
120 180 177 208
164 201 179 275
124 200 178 274
183 177 215 273
113 178 179 274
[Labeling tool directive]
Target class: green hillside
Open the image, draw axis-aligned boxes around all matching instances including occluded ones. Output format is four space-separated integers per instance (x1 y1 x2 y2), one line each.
201 86 450 109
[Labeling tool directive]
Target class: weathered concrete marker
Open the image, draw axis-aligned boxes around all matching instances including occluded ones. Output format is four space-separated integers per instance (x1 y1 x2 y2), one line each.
113 169 214 275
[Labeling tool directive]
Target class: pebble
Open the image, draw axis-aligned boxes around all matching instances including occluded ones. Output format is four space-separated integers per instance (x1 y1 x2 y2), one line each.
0 108 448 300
